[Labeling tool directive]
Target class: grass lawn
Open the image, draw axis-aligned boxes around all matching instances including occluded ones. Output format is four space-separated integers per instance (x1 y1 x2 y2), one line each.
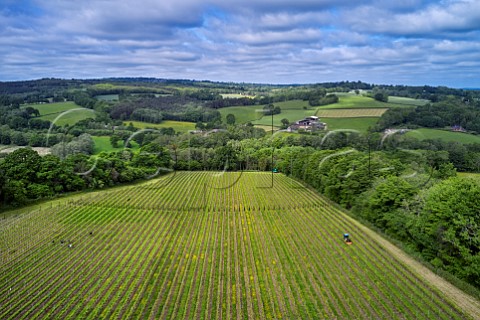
323 117 379 132
124 120 196 133
405 128 480 144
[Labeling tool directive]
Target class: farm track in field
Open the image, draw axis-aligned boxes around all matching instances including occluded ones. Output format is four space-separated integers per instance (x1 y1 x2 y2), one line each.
0 171 477 319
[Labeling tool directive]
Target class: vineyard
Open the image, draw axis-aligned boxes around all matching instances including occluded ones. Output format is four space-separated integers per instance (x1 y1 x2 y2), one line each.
0 172 476 319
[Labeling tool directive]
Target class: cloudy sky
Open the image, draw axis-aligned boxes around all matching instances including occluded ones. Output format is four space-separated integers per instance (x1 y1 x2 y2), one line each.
1 0 480 87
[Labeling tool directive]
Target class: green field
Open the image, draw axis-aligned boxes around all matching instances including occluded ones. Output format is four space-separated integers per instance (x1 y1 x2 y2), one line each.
251 108 314 126
219 100 316 126
319 94 415 109
124 120 196 133
24 101 81 116
218 105 263 124
323 117 379 132
25 101 96 126
316 108 387 118
0 172 475 319
387 96 430 106
92 136 123 154
405 128 480 144
220 93 255 99
92 136 140 154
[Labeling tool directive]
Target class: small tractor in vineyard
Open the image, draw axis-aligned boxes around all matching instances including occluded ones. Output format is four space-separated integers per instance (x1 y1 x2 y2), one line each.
343 233 352 245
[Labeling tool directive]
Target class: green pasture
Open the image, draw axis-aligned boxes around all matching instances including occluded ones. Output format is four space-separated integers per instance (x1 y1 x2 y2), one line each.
27 101 95 126
24 101 82 116
92 136 122 154
274 99 312 110
92 136 140 154
124 120 196 133
315 108 387 118
318 94 414 109
40 109 95 126
220 93 255 99
251 108 315 127
388 96 430 106
323 117 379 133
220 100 316 126
218 105 263 124
405 128 480 144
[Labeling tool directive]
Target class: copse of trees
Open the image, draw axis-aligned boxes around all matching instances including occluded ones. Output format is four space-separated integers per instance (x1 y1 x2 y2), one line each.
51 133 95 158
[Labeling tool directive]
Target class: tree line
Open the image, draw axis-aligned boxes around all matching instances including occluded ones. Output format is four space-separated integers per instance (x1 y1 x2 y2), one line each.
376 96 480 133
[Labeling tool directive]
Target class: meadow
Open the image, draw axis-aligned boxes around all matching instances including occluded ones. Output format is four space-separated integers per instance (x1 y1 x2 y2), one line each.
0 172 476 319
220 93 255 99
92 136 141 154
124 120 196 133
322 117 379 133
219 100 316 127
319 94 417 109
315 108 388 118
92 136 123 154
25 101 81 116
387 96 430 106
25 101 96 126
405 128 480 144
218 105 263 124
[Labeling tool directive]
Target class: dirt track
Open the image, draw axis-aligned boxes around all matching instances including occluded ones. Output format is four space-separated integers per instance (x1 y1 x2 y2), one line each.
351 217 480 319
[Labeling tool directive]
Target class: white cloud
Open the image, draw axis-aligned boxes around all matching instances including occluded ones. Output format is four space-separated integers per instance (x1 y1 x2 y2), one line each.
0 0 479 87
346 0 480 35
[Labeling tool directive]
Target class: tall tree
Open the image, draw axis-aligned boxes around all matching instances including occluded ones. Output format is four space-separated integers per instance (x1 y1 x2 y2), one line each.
226 113 236 125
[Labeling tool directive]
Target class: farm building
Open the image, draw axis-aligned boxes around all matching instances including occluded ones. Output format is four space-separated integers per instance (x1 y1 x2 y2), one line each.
288 116 327 132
